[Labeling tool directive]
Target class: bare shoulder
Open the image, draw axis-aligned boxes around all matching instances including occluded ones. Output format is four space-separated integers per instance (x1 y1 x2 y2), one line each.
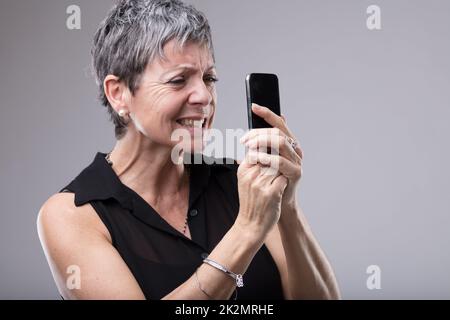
37 193 144 299
37 192 111 247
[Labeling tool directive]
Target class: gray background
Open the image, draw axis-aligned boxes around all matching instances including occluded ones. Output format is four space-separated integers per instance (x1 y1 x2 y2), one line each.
0 0 449 299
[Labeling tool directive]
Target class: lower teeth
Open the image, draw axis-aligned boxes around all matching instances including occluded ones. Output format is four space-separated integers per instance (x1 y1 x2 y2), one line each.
177 122 202 128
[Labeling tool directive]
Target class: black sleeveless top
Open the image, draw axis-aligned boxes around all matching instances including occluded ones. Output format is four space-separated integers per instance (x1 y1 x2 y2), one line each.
60 152 284 300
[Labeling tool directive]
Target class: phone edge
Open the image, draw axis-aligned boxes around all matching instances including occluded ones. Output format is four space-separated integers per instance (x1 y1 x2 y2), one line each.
245 74 253 130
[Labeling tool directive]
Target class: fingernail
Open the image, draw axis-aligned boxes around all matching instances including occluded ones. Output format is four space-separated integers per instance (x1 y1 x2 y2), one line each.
252 104 261 110
245 139 255 148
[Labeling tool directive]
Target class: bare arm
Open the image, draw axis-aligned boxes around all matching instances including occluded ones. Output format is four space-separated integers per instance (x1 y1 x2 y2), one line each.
37 193 146 299
163 221 263 299
37 193 266 300
241 104 341 299
277 204 341 300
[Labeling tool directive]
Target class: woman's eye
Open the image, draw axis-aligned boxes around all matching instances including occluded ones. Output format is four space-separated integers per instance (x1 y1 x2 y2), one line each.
204 76 219 84
167 75 218 86
168 77 185 85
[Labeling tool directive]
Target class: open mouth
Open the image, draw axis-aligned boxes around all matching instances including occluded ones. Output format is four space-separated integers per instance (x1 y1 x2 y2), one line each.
175 118 207 129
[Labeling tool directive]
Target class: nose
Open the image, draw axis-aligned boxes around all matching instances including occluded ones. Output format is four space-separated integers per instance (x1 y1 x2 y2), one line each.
188 78 213 107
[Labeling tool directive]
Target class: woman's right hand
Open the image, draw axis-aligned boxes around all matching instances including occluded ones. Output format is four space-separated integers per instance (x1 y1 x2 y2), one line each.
235 150 289 239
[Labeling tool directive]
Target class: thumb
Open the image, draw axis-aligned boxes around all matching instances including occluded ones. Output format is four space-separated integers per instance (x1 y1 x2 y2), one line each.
272 174 289 194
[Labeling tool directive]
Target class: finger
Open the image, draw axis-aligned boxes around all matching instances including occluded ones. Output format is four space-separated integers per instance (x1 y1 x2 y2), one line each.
242 128 304 162
251 104 285 131
238 156 261 179
251 104 295 138
240 118 304 161
242 152 278 184
270 174 289 195
247 151 279 181
249 105 304 158
245 133 302 164
240 127 282 144
294 143 304 160
256 166 280 186
247 150 301 181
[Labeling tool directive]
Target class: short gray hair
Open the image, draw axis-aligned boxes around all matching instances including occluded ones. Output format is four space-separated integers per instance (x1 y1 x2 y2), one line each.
92 0 215 139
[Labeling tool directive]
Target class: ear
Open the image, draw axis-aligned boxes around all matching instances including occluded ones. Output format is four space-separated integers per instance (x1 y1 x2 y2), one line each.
103 75 130 113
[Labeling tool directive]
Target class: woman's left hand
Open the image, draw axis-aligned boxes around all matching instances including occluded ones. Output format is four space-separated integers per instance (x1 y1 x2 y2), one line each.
240 103 304 213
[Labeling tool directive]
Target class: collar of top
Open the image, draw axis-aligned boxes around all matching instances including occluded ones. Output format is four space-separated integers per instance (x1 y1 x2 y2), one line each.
65 152 235 211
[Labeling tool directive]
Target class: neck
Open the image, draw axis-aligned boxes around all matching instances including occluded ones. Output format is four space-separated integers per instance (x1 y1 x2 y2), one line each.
108 128 189 202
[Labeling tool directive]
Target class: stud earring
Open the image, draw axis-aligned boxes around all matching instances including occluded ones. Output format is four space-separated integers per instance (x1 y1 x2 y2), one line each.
118 109 128 118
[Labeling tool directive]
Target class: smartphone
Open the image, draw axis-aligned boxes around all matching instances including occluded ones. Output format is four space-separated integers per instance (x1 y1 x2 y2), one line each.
245 73 281 129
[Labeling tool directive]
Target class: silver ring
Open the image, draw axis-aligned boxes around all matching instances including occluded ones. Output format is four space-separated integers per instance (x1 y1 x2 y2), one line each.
286 136 298 149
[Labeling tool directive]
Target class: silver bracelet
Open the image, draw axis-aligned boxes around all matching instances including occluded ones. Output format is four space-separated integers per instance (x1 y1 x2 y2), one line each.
203 258 244 288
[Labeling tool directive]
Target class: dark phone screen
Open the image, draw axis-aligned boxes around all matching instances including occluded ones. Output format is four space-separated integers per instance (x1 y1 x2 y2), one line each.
245 73 281 129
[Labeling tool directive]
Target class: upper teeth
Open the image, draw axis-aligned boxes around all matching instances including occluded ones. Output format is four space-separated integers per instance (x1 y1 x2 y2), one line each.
178 119 205 128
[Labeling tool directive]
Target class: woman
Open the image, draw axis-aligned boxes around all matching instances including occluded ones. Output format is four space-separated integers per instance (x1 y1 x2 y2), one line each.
37 0 340 300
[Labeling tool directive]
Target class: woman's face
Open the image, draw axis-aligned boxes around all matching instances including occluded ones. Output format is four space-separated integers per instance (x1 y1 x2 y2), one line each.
127 39 218 153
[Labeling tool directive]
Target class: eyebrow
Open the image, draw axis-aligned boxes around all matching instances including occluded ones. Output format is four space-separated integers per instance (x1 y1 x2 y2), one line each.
161 64 216 77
